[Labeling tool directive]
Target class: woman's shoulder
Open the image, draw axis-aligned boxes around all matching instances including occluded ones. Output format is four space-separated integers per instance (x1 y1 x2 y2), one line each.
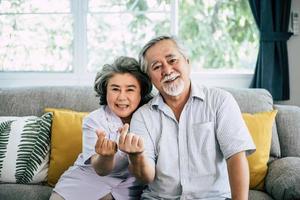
83 106 106 125
87 106 106 117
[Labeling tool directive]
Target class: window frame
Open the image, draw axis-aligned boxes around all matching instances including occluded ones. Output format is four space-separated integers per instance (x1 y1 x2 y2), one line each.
0 0 254 88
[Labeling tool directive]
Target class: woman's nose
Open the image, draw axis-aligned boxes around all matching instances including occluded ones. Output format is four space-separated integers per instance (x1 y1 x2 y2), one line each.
117 90 127 100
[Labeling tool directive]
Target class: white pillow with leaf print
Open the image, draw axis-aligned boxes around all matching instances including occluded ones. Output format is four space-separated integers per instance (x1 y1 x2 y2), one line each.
0 112 52 183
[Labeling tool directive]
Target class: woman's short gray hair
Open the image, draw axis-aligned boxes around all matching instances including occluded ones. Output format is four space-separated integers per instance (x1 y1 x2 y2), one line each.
138 35 189 73
94 56 152 106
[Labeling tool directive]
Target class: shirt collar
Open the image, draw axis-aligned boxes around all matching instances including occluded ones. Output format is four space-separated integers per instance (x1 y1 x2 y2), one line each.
104 105 123 125
150 94 164 109
190 82 205 101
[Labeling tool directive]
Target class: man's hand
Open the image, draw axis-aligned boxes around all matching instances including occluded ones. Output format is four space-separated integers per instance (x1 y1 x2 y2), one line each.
118 123 144 154
95 130 118 157
118 124 155 183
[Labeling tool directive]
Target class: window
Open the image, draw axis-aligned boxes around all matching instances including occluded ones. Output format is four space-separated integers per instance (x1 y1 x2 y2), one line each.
87 0 172 72
0 0 258 74
179 0 258 71
0 0 73 72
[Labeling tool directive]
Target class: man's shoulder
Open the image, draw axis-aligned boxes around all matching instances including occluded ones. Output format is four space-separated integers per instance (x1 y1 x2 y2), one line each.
192 83 232 101
135 98 157 113
208 87 232 99
132 97 160 119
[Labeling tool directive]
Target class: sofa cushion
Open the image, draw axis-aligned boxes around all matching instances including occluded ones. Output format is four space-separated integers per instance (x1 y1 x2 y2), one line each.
0 183 52 200
0 113 52 183
243 110 277 190
249 190 274 200
224 87 281 158
265 157 300 200
274 105 300 157
45 108 88 186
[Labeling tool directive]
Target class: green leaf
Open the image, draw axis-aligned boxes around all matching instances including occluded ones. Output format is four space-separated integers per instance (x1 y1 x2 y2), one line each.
0 120 14 176
15 113 52 183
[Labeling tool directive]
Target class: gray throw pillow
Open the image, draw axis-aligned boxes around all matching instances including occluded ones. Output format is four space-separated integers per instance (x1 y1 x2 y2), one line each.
265 157 300 200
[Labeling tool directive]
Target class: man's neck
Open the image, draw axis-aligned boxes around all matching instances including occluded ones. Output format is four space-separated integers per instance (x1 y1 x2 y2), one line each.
162 82 191 121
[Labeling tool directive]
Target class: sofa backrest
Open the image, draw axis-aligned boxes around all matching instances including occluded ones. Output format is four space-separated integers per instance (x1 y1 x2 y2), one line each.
0 86 99 116
223 88 273 113
0 86 281 158
223 87 280 158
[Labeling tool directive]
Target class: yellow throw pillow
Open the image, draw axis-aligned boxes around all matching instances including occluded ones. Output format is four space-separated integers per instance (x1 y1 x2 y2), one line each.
45 108 88 186
243 110 277 190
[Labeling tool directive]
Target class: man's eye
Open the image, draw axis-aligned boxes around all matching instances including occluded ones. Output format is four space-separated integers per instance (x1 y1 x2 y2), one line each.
153 65 161 71
169 59 177 64
111 88 119 91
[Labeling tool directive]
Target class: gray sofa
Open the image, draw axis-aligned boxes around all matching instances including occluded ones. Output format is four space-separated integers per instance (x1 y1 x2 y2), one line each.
0 86 300 200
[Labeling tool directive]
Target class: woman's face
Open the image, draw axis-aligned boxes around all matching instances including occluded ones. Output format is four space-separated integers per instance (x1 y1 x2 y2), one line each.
106 73 141 122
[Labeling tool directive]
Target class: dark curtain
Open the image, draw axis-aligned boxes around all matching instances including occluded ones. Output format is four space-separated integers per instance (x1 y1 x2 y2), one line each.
248 0 293 100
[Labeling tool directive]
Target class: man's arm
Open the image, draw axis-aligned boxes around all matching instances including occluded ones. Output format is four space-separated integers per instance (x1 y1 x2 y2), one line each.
118 124 155 183
226 151 249 200
128 153 155 183
91 130 117 176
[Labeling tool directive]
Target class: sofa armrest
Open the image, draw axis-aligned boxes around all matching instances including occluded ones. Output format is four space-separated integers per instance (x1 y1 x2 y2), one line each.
265 157 300 200
274 104 300 157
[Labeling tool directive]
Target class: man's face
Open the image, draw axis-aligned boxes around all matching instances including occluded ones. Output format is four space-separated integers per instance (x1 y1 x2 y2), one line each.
145 39 191 98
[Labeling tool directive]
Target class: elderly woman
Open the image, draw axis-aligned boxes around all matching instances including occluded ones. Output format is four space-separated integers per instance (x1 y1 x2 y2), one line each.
50 56 152 200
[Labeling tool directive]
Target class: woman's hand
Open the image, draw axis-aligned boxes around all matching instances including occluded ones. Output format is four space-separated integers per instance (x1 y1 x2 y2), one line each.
95 130 118 157
118 123 144 154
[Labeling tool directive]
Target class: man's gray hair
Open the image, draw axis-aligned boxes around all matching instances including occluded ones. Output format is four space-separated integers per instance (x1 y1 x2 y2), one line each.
138 35 189 73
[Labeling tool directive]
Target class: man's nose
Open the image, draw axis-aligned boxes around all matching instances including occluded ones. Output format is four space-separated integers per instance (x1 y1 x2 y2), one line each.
162 63 173 76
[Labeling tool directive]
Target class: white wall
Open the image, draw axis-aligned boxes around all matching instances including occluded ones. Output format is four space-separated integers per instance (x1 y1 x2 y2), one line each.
281 0 300 106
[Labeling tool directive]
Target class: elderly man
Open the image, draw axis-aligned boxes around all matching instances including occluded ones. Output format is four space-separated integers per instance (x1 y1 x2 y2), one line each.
118 35 255 200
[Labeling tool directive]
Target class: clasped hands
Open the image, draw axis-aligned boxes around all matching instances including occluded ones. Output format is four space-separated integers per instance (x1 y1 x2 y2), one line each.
95 123 144 157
